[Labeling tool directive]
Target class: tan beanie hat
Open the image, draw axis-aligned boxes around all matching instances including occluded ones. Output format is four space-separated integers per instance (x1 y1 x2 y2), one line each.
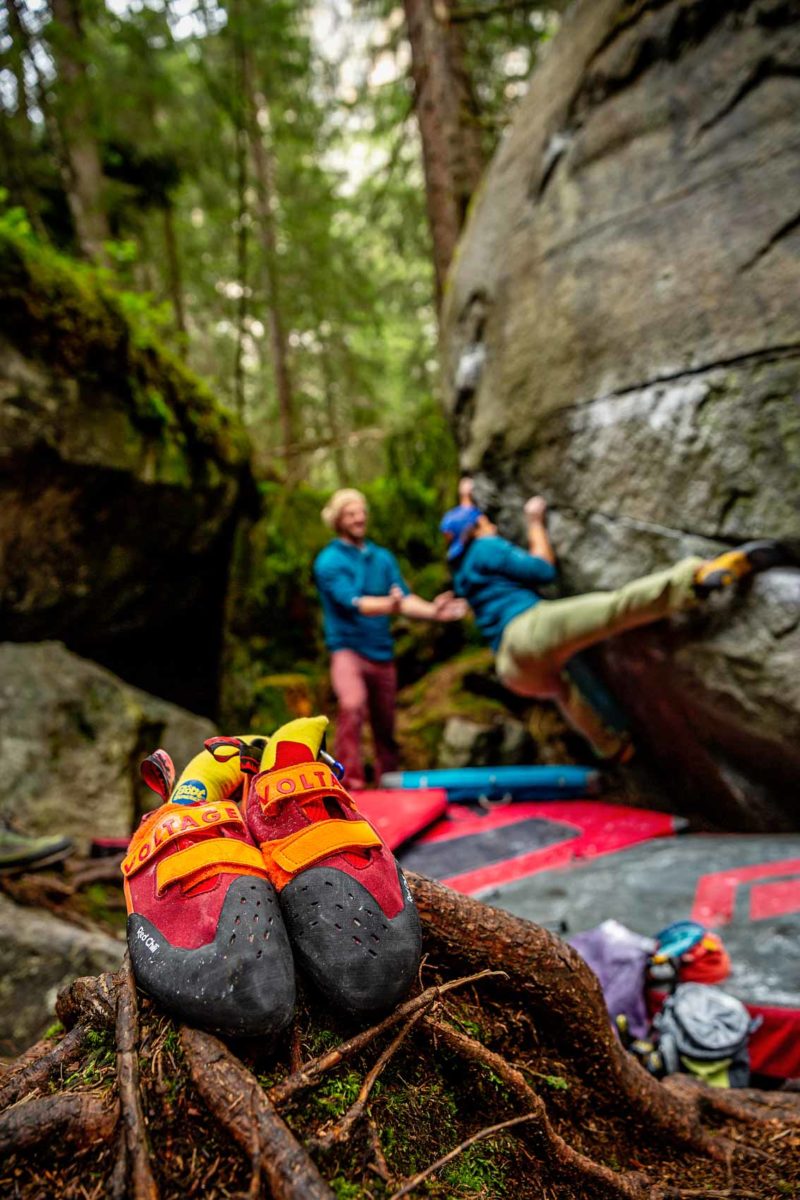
321 488 368 530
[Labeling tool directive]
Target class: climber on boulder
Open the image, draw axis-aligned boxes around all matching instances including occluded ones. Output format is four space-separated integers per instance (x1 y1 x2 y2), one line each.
440 483 792 762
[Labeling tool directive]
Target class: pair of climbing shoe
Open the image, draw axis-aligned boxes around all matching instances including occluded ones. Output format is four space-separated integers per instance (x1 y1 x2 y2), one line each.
122 716 421 1038
693 540 794 597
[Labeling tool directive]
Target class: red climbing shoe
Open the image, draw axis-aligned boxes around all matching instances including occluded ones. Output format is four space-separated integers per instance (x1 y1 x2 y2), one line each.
693 540 794 597
243 716 421 1013
123 758 295 1038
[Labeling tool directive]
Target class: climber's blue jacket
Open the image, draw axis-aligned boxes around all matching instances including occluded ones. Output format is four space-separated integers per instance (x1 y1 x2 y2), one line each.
452 535 557 650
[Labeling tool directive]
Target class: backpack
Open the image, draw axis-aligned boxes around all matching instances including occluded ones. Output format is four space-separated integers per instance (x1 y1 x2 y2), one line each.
653 983 757 1088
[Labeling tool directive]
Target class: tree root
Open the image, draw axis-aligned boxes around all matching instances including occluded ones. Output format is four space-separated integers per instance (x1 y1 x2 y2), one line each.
310 1006 428 1151
0 1022 87 1111
423 1013 652 1200
407 873 753 1165
67 856 125 889
115 957 159 1200
0 1090 119 1155
57 969 119 1032
387 1113 537 1199
663 1074 800 1126
268 967 501 1106
180 1025 335 1200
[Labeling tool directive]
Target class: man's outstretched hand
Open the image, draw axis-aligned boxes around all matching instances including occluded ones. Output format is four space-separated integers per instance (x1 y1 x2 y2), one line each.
432 590 469 621
523 495 548 523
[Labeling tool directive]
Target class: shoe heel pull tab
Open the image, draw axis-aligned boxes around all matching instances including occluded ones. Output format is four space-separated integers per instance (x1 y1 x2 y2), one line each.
141 749 176 801
204 735 246 762
204 736 264 777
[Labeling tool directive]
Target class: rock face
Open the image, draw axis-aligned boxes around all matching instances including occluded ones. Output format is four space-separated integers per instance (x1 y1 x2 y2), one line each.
0 229 251 714
0 642 215 850
0 893 124 1053
443 0 800 828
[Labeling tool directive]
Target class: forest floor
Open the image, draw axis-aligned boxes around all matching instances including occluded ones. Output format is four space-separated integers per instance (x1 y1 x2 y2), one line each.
1 873 799 1200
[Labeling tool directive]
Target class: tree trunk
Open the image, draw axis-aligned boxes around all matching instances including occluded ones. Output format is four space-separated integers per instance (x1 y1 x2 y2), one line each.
162 202 187 341
320 348 349 483
403 0 485 308
233 119 249 419
46 0 110 263
243 54 295 462
3 0 50 235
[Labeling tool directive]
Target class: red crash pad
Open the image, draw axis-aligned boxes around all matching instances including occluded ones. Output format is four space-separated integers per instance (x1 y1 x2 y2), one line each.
398 800 681 895
354 788 449 851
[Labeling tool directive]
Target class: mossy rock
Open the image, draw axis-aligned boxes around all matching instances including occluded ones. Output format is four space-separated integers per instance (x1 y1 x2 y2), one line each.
396 648 580 770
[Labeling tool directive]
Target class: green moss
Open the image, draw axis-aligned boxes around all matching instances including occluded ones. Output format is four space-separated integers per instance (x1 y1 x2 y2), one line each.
395 648 506 768
329 1180 363 1200
0 216 249 478
442 1138 512 1196
314 1069 363 1118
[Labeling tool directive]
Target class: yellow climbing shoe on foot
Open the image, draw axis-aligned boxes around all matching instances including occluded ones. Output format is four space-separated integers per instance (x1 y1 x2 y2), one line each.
693 540 794 597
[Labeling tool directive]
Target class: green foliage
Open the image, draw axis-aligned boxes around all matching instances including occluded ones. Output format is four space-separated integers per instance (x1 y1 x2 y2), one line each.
1 0 558 729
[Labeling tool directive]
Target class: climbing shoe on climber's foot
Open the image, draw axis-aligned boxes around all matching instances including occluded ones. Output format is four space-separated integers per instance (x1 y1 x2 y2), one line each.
122 750 295 1038
693 540 794 597
243 715 422 1014
0 825 73 874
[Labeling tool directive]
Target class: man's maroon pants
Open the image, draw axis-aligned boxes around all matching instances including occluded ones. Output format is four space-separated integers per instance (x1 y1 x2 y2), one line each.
330 650 399 789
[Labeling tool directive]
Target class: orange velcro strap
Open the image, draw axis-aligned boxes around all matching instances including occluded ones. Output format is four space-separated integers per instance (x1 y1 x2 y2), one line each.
252 763 355 812
121 801 246 879
156 839 269 894
264 820 381 875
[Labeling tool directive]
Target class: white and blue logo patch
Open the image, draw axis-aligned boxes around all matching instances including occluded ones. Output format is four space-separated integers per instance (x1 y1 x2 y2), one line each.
173 779 208 805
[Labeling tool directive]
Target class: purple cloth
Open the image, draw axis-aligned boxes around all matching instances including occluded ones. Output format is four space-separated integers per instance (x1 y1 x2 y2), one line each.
569 920 655 1039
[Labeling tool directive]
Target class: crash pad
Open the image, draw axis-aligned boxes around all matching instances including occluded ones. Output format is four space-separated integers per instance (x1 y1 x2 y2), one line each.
398 800 681 895
352 788 448 851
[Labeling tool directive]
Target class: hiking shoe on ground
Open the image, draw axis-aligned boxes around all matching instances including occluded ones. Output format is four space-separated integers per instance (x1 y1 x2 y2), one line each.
122 760 295 1038
0 827 73 874
243 715 422 1014
693 540 794 597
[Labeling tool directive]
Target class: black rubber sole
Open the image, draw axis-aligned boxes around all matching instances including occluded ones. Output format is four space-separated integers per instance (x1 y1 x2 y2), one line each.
738 540 795 572
127 877 296 1038
280 864 422 1013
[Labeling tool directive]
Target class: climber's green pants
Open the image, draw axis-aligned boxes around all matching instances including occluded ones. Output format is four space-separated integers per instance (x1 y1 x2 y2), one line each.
495 557 704 757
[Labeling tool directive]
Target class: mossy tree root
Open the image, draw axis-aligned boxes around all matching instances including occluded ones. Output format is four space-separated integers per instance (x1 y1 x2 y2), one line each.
0 881 797 1198
0 1090 119 1156
407 872 749 1164
0 1022 88 1111
115 958 159 1200
422 1013 652 1200
180 1026 335 1200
